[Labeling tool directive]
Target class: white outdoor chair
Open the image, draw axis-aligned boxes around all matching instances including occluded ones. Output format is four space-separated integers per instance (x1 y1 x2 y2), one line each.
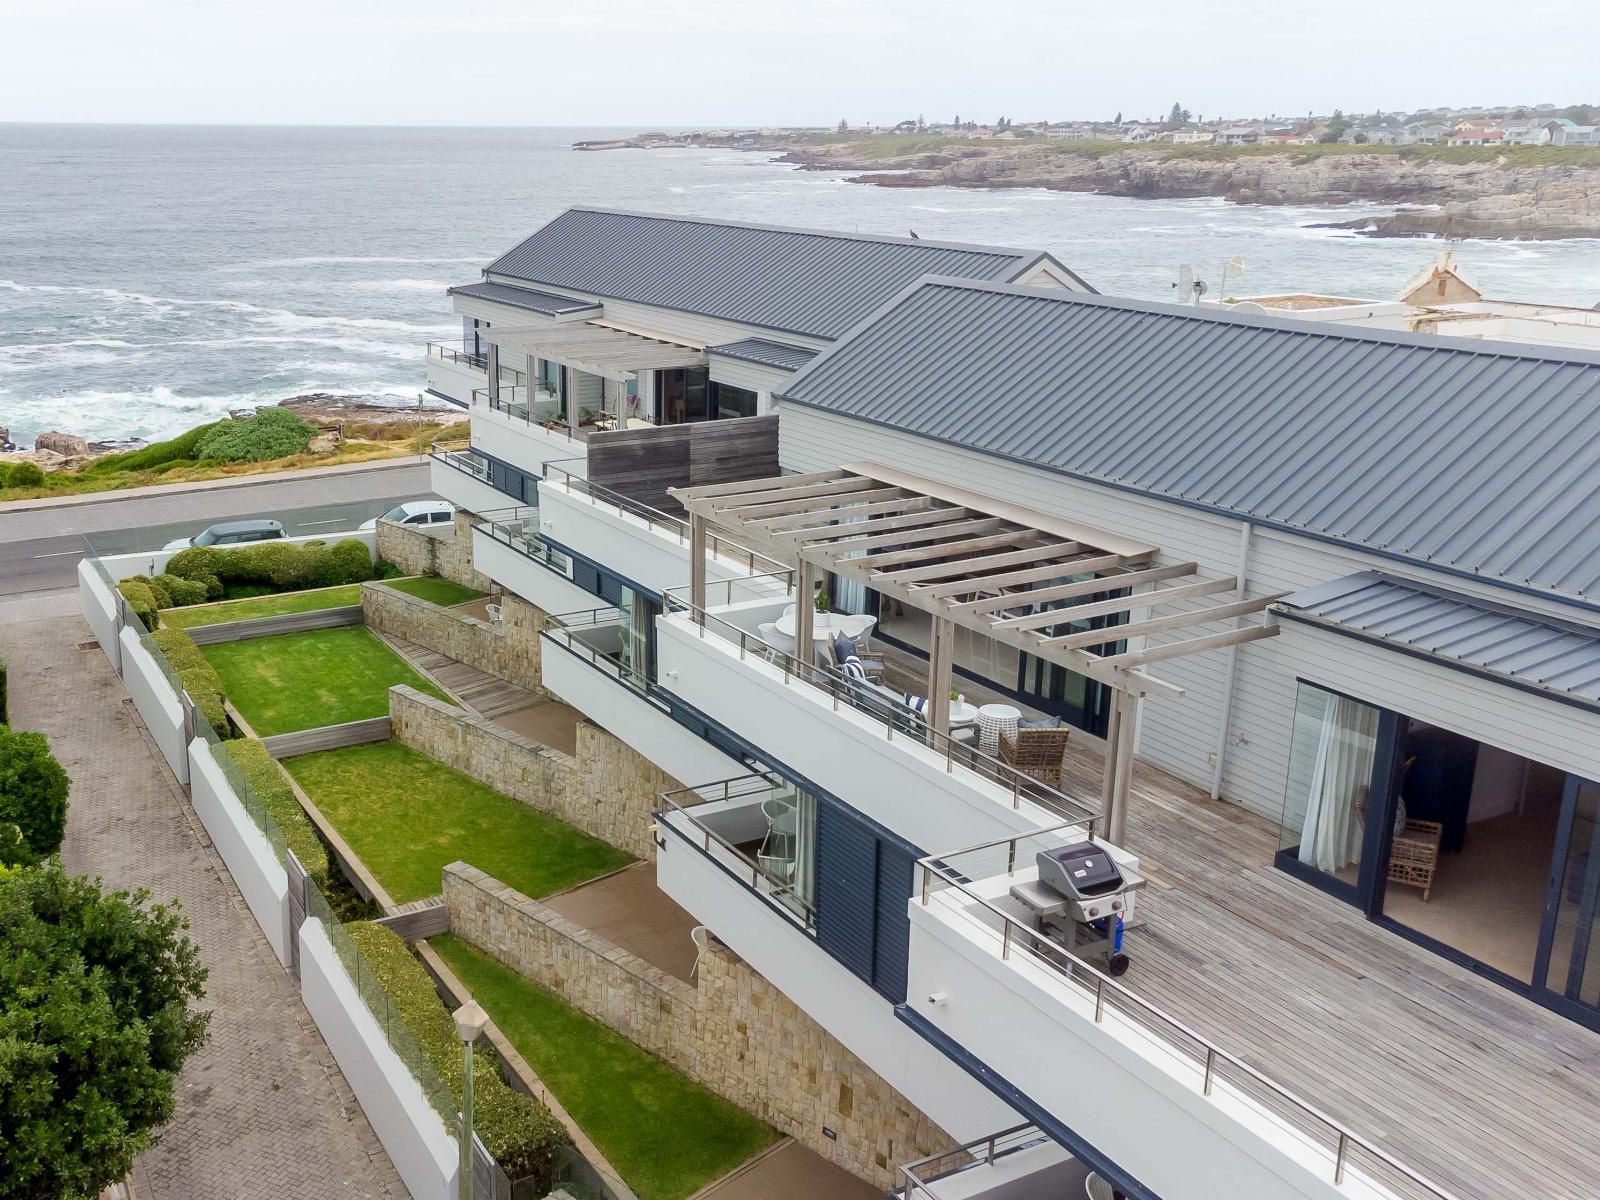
1085 1172 1120 1200
756 621 784 663
485 603 504 625
689 925 711 979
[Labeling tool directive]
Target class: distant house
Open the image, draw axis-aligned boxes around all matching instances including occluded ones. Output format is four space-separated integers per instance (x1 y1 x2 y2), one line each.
1047 125 1098 141
1170 129 1215 145
1400 123 1451 145
1121 125 1159 143
1448 128 1505 146
1215 124 1260 146
1551 123 1600 147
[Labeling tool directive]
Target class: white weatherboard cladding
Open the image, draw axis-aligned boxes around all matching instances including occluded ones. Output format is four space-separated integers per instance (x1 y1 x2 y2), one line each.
708 355 791 404
654 822 1021 1142
778 405 1600 818
299 921 458 1200
189 739 292 965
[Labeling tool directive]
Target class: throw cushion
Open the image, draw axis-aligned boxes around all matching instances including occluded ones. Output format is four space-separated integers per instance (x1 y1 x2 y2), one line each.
832 632 858 664
1019 715 1063 730
842 655 868 682
902 692 929 715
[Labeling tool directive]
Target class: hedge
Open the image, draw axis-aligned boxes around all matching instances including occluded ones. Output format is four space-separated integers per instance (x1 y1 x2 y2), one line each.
116 579 161 630
346 923 570 1188
149 627 229 738
166 539 373 596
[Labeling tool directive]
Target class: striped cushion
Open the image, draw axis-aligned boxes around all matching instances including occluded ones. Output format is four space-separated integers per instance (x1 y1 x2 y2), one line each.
842 655 868 682
902 692 929 715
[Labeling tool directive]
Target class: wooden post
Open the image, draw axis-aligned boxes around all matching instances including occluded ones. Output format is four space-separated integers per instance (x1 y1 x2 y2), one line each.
689 512 708 623
1108 692 1139 846
1100 689 1125 832
927 615 954 736
795 557 817 671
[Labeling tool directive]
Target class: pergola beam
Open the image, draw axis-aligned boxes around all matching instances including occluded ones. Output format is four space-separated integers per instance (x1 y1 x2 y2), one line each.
992 575 1240 634
748 495 937 532
782 505 973 548
675 469 848 503
948 561 1201 615
869 541 1082 586
919 552 1131 598
1098 622 1279 669
1039 593 1280 651
713 478 893 513
864 529 1043 572
828 517 1005 560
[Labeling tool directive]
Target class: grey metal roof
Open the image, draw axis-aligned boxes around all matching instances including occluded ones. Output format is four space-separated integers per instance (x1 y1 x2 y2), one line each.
483 208 1085 340
778 277 1600 603
447 280 599 316
1276 572 1600 710
705 338 821 372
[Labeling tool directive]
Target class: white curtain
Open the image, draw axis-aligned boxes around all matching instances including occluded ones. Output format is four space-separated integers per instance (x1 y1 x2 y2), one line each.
1299 695 1378 873
791 790 818 907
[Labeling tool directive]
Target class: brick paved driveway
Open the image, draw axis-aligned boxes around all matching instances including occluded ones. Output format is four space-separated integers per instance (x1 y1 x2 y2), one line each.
0 594 408 1199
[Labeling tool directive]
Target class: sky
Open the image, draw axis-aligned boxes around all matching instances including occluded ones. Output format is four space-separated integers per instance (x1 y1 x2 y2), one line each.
2 0 1597 127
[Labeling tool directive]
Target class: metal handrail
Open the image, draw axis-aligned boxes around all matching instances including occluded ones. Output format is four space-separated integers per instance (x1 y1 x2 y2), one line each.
426 340 488 370
915 854 1465 1200
471 506 570 574
657 773 818 929
898 1124 1047 1199
540 461 791 577
659 591 1098 827
542 606 654 695
428 440 489 482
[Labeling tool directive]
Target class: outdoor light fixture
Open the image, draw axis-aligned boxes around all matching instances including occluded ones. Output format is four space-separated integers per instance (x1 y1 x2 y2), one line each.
453 1000 489 1200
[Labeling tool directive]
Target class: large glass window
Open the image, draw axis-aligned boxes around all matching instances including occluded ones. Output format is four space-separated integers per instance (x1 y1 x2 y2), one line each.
710 381 758 419
1278 683 1381 882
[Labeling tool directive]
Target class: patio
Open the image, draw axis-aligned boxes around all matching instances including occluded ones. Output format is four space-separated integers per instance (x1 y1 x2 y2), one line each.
543 862 701 982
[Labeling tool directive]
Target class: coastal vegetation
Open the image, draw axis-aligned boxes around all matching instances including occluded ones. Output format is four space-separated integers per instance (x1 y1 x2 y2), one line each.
0 410 468 502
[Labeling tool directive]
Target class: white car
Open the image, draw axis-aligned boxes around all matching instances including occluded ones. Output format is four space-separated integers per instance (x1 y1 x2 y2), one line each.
360 500 456 532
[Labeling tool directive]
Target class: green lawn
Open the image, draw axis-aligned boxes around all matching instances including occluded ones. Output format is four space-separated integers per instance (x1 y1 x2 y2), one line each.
432 934 774 1200
384 576 487 607
200 625 449 735
284 742 632 904
160 584 366 629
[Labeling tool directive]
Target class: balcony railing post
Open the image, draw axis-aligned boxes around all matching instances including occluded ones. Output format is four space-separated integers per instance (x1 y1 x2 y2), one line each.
1094 978 1105 1023
1203 1048 1215 1095
920 864 930 905
1001 921 1012 961
985 1135 997 1165
1334 1133 1349 1185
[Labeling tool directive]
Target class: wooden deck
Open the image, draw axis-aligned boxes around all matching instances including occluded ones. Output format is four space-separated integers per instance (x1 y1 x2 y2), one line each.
377 634 539 719
1055 744 1600 1200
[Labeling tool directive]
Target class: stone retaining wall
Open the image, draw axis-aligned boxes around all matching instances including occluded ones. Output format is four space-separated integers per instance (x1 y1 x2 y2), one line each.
362 582 547 695
389 687 670 861
444 863 952 1189
377 512 490 591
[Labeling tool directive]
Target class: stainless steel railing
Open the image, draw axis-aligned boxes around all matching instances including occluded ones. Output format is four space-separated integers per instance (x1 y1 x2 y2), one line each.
916 832 1464 1200
471 506 569 574
897 1124 1052 1200
656 772 818 930
428 440 489 482
543 606 652 695
658 591 1099 826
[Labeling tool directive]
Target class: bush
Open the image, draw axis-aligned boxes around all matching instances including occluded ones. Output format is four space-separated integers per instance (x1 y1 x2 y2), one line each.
347 923 570 1188
137 574 174 609
0 463 10 488
6 461 46 489
0 651 7 726
168 539 372 595
0 727 70 864
154 573 209 607
117 579 161 629
194 408 314 464
373 558 406 580
149 627 228 737
0 862 208 1198
83 420 223 475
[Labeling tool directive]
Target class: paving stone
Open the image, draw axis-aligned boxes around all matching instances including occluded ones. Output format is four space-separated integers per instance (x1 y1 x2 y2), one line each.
0 603 409 1200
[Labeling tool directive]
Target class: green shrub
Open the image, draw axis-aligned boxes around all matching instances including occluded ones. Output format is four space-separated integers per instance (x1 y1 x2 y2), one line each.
0 727 70 864
0 464 11 488
116 579 160 630
373 558 405 580
0 652 7 726
194 409 314 464
165 545 226 583
149 628 228 738
83 420 224 475
138 574 174 609
347 924 570 1188
6 462 46 489
168 539 372 595
154 573 209 607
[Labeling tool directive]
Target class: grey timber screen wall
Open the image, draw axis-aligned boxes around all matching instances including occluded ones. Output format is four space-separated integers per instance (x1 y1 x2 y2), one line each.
586 414 780 512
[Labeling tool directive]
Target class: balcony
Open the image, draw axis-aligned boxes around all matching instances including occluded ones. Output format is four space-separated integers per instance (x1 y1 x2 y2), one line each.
427 442 518 514
897 1125 1086 1200
426 341 523 407
469 506 597 616
654 593 1098 855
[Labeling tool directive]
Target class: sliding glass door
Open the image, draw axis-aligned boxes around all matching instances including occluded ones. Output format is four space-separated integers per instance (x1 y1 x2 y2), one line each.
1535 776 1600 1016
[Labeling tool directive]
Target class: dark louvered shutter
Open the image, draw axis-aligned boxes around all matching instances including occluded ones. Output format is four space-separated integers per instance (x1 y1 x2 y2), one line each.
871 840 916 1003
814 802 876 983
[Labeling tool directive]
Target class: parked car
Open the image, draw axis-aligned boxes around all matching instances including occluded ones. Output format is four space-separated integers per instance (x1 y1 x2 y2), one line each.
360 500 456 532
162 518 287 552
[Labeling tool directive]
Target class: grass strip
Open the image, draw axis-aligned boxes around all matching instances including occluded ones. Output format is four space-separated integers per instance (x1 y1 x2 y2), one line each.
384 576 487 607
159 584 365 629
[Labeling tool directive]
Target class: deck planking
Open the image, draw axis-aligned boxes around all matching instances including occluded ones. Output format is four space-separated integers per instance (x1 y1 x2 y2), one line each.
377 635 539 718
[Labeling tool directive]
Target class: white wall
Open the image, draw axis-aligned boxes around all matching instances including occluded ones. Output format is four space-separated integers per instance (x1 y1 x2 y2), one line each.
426 356 485 406
118 626 189 783
472 402 588 480
188 738 292 965
906 900 1396 1200
473 528 597 615
299 920 460 1200
540 638 744 786
657 613 1071 853
77 559 122 673
430 457 515 517
654 819 1021 1143
708 357 794 411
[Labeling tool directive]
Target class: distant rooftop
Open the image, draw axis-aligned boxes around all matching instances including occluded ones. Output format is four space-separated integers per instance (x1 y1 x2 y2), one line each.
481 207 1090 340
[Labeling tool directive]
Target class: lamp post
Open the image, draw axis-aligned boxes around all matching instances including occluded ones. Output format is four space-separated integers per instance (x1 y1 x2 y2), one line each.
453 1000 489 1200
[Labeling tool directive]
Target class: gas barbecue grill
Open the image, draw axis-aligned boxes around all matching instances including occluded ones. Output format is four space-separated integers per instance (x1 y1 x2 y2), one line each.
1009 841 1145 977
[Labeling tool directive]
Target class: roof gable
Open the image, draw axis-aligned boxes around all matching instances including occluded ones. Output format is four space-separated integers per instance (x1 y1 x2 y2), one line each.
483 208 1082 340
778 278 1600 602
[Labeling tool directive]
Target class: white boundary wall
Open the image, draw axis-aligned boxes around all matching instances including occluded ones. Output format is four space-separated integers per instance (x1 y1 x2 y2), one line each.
117 626 189 783
300 920 460 1200
78 559 123 672
188 737 292 966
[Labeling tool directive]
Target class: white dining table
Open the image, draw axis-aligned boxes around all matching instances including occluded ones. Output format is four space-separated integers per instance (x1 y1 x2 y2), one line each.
774 610 846 639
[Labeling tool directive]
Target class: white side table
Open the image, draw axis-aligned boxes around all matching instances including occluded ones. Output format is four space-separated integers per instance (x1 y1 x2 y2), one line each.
976 703 1022 756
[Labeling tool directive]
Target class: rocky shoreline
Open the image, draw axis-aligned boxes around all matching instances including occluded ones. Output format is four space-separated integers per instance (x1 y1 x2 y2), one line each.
596 134 1600 240
0 392 459 467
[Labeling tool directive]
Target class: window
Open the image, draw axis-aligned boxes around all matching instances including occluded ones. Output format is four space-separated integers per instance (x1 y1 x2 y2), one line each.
1277 683 1381 882
710 381 758 419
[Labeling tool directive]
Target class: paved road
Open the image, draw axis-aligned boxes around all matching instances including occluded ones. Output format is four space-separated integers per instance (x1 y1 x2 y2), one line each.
0 460 432 595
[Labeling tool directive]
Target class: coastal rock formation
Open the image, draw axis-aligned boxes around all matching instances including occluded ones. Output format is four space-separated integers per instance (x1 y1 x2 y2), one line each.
775 144 1600 240
33 431 91 458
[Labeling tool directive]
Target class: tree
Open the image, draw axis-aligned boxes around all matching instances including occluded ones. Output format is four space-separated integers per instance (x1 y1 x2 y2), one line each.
837 117 848 133
1167 102 1192 126
0 863 208 1199
0 727 69 865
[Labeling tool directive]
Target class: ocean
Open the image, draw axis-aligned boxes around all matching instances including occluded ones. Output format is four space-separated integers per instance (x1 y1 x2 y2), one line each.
4 123 1600 449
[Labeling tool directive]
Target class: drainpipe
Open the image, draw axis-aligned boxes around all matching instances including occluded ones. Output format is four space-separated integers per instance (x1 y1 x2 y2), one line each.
1209 520 1254 799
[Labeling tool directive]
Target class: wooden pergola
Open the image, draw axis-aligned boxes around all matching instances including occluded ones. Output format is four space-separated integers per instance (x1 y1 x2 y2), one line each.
670 463 1281 843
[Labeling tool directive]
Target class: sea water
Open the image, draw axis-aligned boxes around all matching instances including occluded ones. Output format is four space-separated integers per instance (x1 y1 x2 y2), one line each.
3 123 1599 447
